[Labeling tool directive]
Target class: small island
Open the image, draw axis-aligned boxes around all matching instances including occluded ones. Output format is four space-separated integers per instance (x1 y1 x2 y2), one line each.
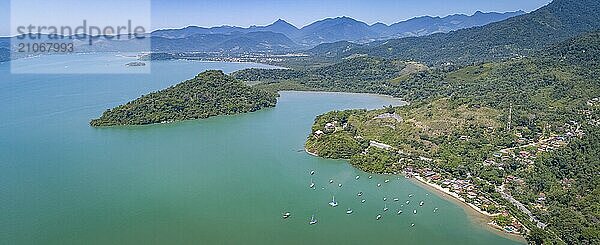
90 70 278 127
126 62 147 67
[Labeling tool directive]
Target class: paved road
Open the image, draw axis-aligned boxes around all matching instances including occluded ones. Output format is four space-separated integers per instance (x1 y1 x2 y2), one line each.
496 185 547 229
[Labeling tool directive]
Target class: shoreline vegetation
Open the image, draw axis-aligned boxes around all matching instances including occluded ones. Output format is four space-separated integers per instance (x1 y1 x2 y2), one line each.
407 173 528 243
305 145 524 242
90 70 278 127
85 1 599 242
276 31 600 244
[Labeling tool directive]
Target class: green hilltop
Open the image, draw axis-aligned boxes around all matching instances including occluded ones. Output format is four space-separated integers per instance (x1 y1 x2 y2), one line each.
90 70 278 127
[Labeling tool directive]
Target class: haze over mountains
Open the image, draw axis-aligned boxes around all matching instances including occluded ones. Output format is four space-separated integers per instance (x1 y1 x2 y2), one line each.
150 11 524 50
0 10 524 60
310 0 600 66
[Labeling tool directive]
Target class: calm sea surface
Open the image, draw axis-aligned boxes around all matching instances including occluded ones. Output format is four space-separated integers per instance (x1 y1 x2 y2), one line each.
0 54 522 244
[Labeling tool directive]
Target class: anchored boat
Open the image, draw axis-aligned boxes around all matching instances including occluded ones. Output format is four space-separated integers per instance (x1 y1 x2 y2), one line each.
329 196 338 207
309 215 318 225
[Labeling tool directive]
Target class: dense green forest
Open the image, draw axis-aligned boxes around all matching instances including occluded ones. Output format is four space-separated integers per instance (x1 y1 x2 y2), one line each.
242 32 600 244
308 0 600 66
232 56 428 96
90 70 278 126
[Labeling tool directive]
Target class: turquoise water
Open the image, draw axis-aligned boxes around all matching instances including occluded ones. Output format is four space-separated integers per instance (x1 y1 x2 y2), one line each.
0 54 521 244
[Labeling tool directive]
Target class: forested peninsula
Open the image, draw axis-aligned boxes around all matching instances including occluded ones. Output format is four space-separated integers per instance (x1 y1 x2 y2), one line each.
90 70 278 127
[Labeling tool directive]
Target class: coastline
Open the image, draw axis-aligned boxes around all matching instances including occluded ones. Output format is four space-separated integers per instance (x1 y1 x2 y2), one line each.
411 175 496 217
305 147 318 157
280 90 409 106
408 175 527 243
302 147 526 243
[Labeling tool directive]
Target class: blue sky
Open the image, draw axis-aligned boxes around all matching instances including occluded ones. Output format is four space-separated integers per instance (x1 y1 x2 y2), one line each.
1 0 552 36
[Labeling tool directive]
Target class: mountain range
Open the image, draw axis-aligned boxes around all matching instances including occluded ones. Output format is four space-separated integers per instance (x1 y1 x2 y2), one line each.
0 10 524 59
150 11 524 50
311 0 600 66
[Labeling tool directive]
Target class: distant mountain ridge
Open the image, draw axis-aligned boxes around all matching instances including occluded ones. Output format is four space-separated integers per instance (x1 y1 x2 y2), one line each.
151 11 525 47
312 0 600 65
0 11 524 58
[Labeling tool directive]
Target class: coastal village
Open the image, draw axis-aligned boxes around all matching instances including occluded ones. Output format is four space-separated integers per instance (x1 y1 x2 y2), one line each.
308 110 590 236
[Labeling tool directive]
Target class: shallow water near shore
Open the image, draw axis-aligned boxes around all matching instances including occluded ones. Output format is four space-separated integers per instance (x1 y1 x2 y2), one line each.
0 54 522 244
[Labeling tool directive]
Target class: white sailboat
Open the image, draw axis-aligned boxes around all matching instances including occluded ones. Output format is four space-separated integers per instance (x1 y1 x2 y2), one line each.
329 196 338 207
309 215 318 225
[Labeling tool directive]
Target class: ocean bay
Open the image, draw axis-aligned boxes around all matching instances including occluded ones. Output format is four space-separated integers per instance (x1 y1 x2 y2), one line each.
0 54 521 244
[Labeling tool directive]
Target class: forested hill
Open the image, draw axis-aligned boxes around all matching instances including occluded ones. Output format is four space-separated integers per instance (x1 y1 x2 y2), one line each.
311 0 600 66
544 31 600 66
232 56 427 95
90 70 278 127
299 32 600 244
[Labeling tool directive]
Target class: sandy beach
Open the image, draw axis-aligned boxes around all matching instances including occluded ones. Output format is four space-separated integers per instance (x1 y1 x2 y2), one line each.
303 147 526 243
409 175 527 243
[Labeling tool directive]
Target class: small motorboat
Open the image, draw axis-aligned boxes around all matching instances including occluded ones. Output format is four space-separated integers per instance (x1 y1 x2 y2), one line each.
384 179 390 183
329 179 334 184
310 170 315 175
411 223 415 227
433 208 438 213
397 210 403 215
376 214 382 220
329 196 338 207
406 200 410 204
377 183 381 187
309 179 315 189
346 209 353 214
383 197 387 201
355 175 360 180
357 192 363 197
393 198 399 202
413 209 417 214
361 199 366 203
383 204 388 212
283 212 291 219
309 215 318 225
338 183 342 187
408 194 414 198
368 175 373 179
419 201 424 206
